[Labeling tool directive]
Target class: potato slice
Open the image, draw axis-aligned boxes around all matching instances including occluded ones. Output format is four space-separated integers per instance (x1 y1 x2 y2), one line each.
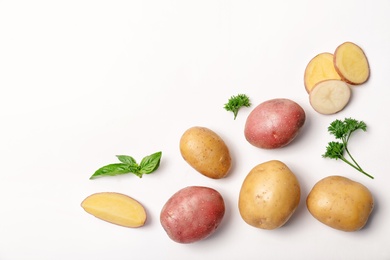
81 192 147 228
309 79 351 115
304 52 341 93
334 42 370 85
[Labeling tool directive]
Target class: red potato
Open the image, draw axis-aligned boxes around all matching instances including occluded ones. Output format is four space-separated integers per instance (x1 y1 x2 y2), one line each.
160 186 225 244
244 98 306 149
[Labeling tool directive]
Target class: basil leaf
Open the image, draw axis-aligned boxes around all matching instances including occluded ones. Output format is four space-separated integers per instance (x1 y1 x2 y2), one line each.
139 151 162 174
89 163 133 179
89 151 162 180
116 155 138 166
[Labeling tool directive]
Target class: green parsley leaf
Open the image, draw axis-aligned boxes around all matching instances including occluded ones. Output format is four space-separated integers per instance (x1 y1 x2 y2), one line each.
322 118 373 179
224 94 251 120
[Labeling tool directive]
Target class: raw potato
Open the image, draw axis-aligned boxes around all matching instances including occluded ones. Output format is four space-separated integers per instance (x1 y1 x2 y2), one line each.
304 52 341 93
160 186 225 243
238 160 301 230
180 126 231 179
334 42 370 85
307 176 374 231
81 192 147 228
244 98 306 149
309 79 351 115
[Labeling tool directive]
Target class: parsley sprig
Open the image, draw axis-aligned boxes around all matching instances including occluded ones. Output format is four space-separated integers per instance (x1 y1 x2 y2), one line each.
322 118 373 179
224 94 251 120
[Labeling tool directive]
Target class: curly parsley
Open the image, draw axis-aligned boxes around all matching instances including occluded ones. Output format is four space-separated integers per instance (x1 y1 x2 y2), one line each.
224 94 251 120
322 118 373 179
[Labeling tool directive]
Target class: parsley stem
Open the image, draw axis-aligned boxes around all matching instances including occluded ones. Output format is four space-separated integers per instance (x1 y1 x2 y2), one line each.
344 146 363 172
340 156 374 179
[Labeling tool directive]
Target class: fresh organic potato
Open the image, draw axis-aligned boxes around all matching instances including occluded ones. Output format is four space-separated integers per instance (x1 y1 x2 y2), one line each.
81 192 147 228
244 98 306 149
304 52 342 93
180 126 231 179
309 79 351 114
238 160 301 230
160 186 225 243
307 175 374 232
334 42 370 85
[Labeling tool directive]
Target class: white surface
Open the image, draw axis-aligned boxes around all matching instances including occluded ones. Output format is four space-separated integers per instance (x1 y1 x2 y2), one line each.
1 1 389 259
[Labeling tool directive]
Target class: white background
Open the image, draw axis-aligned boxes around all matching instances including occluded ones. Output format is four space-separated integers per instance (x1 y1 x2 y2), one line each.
1 1 389 259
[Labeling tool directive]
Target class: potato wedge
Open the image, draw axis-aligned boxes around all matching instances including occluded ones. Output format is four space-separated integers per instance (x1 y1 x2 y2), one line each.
304 52 341 93
334 42 370 85
81 192 147 228
309 79 351 115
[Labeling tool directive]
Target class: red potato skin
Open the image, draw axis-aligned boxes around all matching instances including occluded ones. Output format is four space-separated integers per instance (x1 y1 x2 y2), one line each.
160 186 225 244
244 98 306 149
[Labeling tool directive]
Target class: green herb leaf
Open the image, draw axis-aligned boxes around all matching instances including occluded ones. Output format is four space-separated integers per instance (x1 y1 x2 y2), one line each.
328 119 345 139
224 94 251 120
116 155 137 166
89 151 162 179
89 163 132 179
322 141 345 159
139 151 162 174
323 118 373 179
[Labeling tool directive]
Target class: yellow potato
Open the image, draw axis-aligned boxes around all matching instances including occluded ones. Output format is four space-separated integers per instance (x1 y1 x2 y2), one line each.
307 175 374 232
81 192 147 228
238 160 301 229
179 126 231 179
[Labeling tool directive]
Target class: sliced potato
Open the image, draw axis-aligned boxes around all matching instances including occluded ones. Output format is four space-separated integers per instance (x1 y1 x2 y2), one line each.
334 42 370 85
309 79 351 115
304 52 341 93
81 192 147 228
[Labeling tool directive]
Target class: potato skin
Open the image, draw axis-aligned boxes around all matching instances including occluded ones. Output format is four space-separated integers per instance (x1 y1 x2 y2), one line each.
238 160 301 230
180 126 231 179
244 98 306 149
307 176 374 232
160 186 225 243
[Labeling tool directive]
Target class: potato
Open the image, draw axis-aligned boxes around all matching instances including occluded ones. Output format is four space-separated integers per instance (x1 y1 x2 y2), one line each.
334 42 370 85
179 126 231 179
160 186 225 243
238 160 301 230
81 192 147 228
307 175 374 232
309 79 351 115
244 98 306 149
304 52 341 93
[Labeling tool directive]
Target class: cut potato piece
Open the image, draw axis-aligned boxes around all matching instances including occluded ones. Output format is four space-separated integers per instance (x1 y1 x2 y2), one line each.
304 52 341 93
81 192 147 228
334 42 370 85
309 80 351 114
